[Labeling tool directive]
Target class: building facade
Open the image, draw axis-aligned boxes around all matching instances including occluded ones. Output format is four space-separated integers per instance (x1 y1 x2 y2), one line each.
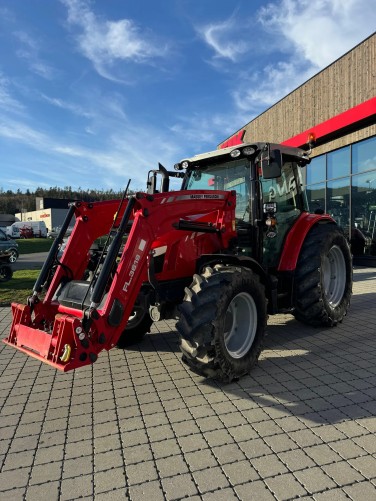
15 198 75 233
15 207 72 234
219 33 376 263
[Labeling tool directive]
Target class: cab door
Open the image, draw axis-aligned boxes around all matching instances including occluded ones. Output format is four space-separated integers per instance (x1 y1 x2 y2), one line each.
261 161 303 268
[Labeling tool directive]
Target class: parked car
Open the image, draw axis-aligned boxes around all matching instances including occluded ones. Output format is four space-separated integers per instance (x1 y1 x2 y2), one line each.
0 228 19 263
47 226 74 239
19 227 34 239
7 221 47 238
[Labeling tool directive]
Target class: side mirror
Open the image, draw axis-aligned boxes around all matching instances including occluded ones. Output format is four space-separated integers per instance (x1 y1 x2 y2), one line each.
146 163 170 194
262 147 282 179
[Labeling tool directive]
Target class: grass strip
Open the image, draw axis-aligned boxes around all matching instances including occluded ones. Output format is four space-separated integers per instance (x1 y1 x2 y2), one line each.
0 269 40 305
17 238 53 254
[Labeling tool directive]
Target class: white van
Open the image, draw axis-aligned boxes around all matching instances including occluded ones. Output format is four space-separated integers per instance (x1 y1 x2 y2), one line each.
6 221 47 238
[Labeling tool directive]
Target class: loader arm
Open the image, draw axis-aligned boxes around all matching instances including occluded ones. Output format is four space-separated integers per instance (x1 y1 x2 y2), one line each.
4 190 237 371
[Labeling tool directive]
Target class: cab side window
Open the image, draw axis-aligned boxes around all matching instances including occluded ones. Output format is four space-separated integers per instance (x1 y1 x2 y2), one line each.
265 162 299 212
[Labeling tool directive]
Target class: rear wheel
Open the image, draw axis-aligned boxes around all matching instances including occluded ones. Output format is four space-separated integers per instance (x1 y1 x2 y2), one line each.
177 265 267 382
293 224 352 326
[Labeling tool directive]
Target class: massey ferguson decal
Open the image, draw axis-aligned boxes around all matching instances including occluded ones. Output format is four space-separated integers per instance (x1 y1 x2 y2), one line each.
175 194 225 201
189 194 220 199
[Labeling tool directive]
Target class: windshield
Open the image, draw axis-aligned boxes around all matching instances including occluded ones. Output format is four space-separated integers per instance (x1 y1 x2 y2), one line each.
185 159 251 220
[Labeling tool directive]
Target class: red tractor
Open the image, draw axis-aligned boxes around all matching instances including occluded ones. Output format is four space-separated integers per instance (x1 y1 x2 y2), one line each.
4 142 352 382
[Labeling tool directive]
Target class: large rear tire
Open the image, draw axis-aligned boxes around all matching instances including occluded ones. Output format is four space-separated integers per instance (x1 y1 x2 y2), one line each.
177 265 267 382
293 224 352 327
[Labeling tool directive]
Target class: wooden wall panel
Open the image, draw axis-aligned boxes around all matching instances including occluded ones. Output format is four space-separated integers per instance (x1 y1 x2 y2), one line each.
222 34 376 153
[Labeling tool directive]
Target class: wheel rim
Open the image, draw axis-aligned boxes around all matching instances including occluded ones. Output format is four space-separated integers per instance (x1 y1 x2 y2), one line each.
321 245 346 307
223 292 257 359
9 251 17 263
126 308 144 329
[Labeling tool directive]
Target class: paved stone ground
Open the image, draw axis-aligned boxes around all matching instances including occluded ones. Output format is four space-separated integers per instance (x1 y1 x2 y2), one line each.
0 267 375 501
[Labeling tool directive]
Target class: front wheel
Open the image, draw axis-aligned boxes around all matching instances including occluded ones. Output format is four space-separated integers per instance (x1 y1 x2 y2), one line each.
8 250 19 263
177 265 267 382
293 224 352 326
116 305 153 348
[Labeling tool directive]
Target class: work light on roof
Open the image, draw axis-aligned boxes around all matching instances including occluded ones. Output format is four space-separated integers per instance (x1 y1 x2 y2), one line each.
175 160 188 170
243 146 256 156
230 149 241 158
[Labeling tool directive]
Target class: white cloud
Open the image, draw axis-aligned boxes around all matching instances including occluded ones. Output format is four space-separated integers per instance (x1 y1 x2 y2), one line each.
233 61 314 113
0 118 46 145
62 0 170 81
170 111 244 151
40 94 93 118
14 31 56 80
258 0 376 68
0 75 25 113
0 108 186 191
230 0 376 115
198 17 249 62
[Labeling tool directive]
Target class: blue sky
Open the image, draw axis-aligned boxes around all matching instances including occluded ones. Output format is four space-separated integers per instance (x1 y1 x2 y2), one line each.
0 0 375 193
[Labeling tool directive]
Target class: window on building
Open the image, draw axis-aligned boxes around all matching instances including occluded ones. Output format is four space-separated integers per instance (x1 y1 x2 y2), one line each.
306 183 325 213
302 137 376 256
307 155 325 185
352 136 376 175
327 146 350 179
351 172 376 255
327 178 350 230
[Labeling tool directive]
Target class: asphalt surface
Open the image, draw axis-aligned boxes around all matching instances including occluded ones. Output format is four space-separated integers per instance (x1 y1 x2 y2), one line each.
0 266 375 500
12 252 48 271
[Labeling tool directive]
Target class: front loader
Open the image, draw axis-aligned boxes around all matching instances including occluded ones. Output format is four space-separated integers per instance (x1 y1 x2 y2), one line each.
3 142 353 381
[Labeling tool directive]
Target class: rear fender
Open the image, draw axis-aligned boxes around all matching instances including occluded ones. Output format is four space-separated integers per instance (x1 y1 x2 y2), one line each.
278 213 336 272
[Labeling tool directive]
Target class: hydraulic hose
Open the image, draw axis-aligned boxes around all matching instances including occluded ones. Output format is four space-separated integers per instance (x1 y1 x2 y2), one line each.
90 196 136 307
33 204 76 294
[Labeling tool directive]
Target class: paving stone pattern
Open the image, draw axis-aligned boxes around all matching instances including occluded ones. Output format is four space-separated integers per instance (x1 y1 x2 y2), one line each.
0 267 375 500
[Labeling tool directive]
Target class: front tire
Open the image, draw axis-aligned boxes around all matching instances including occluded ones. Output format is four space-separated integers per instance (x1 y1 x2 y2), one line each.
293 224 352 326
177 265 267 382
0 264 13 282
116 305 153 348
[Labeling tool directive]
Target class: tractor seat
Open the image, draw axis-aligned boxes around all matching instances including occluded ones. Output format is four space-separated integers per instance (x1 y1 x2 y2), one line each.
58 280 92 310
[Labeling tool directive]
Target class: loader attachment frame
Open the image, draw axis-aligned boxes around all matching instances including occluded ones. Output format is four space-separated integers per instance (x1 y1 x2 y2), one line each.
4 190 237 371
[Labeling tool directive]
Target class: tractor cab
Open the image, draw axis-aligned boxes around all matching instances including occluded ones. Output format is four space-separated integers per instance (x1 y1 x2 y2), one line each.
177 142 310 268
